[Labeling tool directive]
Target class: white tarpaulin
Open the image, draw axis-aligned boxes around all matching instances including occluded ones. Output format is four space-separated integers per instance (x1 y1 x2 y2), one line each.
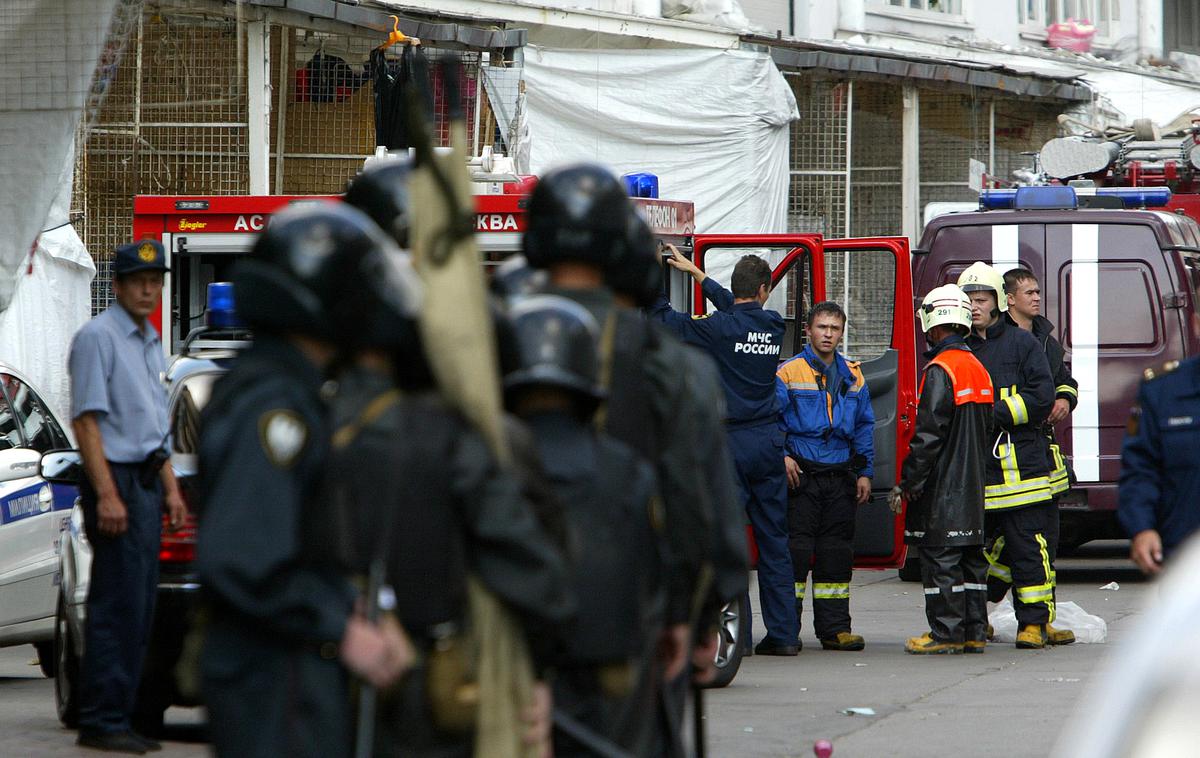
0 0 118 314
523 46 799 234
0 141 96 426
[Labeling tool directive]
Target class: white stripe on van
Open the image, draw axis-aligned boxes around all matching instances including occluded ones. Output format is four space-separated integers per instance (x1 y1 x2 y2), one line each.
991 225 1020 272
1071 224 1101 482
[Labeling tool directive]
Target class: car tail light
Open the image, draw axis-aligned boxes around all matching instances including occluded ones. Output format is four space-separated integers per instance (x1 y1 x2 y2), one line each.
160 509 198 564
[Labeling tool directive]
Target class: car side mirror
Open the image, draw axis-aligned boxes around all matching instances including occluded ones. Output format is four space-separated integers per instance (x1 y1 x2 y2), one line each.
0 448 41 483
39 449 83 486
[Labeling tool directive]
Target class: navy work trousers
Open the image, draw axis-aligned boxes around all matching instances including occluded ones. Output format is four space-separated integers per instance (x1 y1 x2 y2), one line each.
728 421 798 646
79 463 161 735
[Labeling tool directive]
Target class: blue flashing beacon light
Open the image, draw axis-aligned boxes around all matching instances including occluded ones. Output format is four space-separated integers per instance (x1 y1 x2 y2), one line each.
206 282 243 328
980 185 1172 211
622 172 659 199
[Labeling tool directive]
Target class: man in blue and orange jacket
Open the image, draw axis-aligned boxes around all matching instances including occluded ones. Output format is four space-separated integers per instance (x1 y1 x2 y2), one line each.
775 302 875 651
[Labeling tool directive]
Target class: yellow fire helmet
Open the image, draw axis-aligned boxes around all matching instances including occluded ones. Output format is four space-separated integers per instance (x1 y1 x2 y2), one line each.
918 284 973 333
956 261 1008 312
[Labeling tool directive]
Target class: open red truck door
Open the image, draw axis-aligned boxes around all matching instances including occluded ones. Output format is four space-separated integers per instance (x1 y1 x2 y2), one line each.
690 234 915 570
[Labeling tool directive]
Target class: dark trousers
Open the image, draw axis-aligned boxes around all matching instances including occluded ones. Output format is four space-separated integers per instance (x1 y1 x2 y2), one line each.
787 470 856 639
202 620 352 758
79 463 161 735
919 546 988 644
983 500 1058 626
728 423 797 646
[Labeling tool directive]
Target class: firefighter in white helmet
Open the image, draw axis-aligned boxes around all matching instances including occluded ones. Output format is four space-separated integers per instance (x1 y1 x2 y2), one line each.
892 285 993 654
956 262 1058 649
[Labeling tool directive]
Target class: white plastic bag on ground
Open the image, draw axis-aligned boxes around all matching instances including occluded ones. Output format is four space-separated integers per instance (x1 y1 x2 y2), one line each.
989 597 1019 643
987 598 1107 644
1053 601 1108 643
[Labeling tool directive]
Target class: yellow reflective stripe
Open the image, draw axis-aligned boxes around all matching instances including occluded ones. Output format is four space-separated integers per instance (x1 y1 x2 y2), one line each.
795 582 806 600
985 537 1012 583
984 486 1055 510
1049 444 1069 495
987 564 1012 582
1036 533 1055 622
1004 394 1030 426
1016 584 1055 603
1056 384 1078 398
786 381 819 391
985 474 1054 498
812 582 850 600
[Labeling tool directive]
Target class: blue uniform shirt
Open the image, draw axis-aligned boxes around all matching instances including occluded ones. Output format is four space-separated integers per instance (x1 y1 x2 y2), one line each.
1118 356 1200 555
649 277 783 425
68 304 170 463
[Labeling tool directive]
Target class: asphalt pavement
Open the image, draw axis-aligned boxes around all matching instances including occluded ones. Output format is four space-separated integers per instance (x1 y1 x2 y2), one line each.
0 541 1147 757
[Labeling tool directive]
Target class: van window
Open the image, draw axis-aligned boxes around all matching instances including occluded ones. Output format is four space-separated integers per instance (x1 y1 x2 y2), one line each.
701 246 815 361
828 249 896 362
1060 261 1160 350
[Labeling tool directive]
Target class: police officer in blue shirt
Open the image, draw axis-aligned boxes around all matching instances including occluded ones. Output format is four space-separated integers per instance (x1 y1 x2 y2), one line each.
68 240 188 754
1119 346 1200 576
649 246 799 655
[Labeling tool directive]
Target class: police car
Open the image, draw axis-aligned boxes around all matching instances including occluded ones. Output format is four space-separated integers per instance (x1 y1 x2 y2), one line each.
52 283 248 731
0 364 76 677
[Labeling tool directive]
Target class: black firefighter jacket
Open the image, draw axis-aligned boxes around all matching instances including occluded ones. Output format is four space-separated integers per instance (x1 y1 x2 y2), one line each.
967 317 1056 510
900 339 993 546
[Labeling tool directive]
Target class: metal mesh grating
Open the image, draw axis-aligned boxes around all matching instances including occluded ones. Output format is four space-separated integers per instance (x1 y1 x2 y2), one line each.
993 98 1062 185
918 88 991 210
849 81 903 238
78 4 508 314
787 75 848 236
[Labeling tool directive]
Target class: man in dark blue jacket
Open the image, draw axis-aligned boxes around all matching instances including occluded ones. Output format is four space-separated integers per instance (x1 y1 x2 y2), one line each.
649 246 798 656
1119 352 1200 575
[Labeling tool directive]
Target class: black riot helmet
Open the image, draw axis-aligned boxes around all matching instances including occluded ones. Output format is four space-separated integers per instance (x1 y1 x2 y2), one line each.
503 295 606 410
523 163 633 270
233 202 395 341
343 158 413 249
490 254 548 301
605 208 663 307
344 248 424 354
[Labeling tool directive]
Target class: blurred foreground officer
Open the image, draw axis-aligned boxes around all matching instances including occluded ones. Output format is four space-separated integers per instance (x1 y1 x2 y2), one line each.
68 240 187 754
958 262 1056 649
1118 290 1200 575
503 295 666 757
774 301 874 652
196 204 412 758
652 246 799 656
523 164 719 698
336 176 573 757
893 285 992 655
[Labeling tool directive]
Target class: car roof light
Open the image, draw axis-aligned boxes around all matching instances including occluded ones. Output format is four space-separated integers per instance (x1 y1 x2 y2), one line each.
206 282 243 328
1015 186 1078 210
1093 187 1172 208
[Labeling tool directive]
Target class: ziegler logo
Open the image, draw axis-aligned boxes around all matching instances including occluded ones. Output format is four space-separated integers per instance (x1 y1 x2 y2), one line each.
178 219 207 231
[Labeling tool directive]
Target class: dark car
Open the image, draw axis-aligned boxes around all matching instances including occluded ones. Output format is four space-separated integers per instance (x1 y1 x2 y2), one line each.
52 322 247 733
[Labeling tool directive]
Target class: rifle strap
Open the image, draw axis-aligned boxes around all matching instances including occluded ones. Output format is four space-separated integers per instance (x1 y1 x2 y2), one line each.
591 310 619 432
333 388 403 450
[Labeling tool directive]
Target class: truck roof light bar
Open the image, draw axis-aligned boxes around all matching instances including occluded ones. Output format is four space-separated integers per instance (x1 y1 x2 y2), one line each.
979 186 1173 210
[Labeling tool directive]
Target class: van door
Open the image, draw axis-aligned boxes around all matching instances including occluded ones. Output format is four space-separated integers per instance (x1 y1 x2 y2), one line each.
1044 222 1187 509
689 234 913 569
821 237 916 569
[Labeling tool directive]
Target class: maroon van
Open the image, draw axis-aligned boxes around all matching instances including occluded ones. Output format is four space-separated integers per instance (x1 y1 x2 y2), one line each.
913 187 1200 551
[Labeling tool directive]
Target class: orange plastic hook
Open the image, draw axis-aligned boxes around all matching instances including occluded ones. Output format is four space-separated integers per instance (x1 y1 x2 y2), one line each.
378 15 418 49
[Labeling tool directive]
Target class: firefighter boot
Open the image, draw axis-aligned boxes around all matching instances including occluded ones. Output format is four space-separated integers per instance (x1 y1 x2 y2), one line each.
964 639 986 654
986 623 995 641
819 632 865 651
1046 624 1076 645
1015 624 1047 649
905 633 964 655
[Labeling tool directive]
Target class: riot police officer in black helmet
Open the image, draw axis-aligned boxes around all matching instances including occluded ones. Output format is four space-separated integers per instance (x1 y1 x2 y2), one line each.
524 163 722 754
609 209 750 685
322 210 574 758
502 294 668 757
197 202 413 758
344 158 413 249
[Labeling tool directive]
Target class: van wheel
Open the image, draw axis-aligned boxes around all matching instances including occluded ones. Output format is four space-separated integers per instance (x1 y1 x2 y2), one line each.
702 594 749 689
54 592 80 728
898 555 922 582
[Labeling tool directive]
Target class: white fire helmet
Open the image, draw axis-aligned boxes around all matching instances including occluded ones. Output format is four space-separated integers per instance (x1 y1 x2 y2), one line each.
918 284 973 334
957 261 1008 312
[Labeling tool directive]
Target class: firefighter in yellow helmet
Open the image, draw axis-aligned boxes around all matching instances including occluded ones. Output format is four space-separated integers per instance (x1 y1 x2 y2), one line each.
956 262 1059 649
893 285 993 654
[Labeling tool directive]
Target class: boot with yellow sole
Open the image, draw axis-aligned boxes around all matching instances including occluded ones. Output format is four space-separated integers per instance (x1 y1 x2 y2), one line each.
1046 624 1075 645
1015 624 1047 649
905 633 964 655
